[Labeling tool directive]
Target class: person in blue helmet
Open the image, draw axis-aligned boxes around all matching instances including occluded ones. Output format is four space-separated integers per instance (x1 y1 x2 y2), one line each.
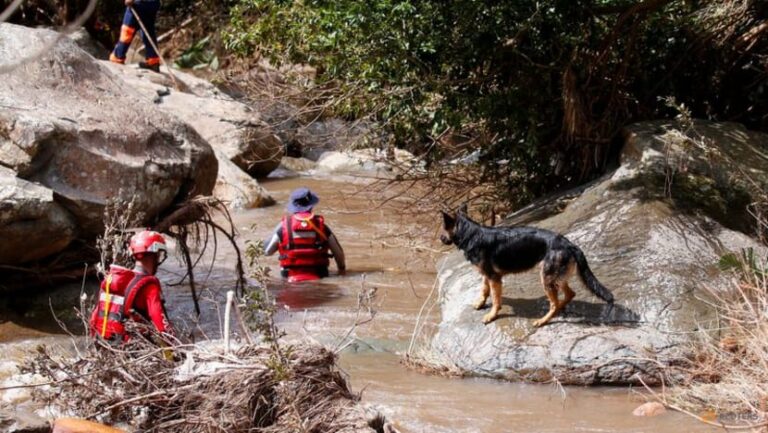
264 188 346 282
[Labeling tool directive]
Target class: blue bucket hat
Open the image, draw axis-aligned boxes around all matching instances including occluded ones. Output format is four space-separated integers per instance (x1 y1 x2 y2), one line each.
287 187 320 213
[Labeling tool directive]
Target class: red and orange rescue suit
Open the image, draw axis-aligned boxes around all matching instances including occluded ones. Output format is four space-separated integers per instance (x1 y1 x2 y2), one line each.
89 265 171 342
277 212 331 280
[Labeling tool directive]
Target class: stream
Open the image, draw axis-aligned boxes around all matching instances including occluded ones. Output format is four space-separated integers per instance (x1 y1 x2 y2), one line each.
0 172 718 433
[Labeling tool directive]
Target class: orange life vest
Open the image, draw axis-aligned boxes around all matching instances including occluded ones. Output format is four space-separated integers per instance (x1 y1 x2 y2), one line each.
89 265 159 341
277 212 331 269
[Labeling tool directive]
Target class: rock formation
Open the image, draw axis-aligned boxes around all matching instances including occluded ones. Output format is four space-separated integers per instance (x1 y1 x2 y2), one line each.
427 120 768 385
0 23 216 269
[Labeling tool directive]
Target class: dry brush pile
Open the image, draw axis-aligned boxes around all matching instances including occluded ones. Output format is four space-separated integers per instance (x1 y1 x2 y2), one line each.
24 336 376 433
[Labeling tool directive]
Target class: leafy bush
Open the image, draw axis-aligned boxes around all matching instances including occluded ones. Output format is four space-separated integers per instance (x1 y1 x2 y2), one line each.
174 35 220 70
225 1 764 209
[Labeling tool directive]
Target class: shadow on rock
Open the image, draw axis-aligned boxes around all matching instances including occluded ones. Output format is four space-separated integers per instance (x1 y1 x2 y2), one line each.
497 296 641 327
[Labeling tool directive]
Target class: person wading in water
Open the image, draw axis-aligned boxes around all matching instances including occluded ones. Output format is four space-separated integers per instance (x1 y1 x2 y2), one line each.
89 230 173 342
264 188 346 282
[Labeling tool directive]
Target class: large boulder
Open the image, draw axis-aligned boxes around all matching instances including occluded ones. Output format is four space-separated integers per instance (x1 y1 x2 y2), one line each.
102 62 284 181
212 148 275 209
0 23 217 242
428 120 767 385
0 167 77 265
66 28 109 60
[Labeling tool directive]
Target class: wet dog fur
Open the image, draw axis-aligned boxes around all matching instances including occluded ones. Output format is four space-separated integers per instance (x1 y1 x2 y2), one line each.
440 205 613 326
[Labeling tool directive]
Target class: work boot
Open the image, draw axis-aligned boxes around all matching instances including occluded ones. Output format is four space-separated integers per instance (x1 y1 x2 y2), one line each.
138 61 160 73
109 52 125 64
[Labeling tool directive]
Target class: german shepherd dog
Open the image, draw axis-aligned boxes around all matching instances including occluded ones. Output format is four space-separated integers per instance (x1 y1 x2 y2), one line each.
440 205 614 326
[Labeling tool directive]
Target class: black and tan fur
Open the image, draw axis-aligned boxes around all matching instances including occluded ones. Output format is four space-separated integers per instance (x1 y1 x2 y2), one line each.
440 205 613 326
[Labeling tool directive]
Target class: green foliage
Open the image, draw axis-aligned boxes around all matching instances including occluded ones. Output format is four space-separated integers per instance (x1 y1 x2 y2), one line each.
242 238 276 338
222 0 767 209
242 237 292 375
174 36 220 70
720 248 767 279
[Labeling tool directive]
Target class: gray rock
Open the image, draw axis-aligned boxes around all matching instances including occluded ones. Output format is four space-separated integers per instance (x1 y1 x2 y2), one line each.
0 406 50 433
278 156 317 174
251 99 302 155
66 28 108 60
619 121 768 233
313 148 416 175
0 167 77 264
0 23 217 241
213 148 275 209
429 120 767 385
102 61 284 179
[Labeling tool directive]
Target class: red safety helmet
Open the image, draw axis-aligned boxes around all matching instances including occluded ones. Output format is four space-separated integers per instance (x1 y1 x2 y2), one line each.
129 230 167 259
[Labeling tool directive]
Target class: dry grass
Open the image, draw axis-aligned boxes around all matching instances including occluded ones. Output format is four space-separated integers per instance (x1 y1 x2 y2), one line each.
651 251 768 429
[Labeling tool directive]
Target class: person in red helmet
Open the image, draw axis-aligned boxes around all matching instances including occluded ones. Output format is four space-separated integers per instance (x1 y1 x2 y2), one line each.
90 230 173 342
264 188 346 283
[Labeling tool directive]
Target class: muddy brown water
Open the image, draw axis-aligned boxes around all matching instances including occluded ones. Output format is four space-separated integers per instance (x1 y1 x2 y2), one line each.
0 173 717 432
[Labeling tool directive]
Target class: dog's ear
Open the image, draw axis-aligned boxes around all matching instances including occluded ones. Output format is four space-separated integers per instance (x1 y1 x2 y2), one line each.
441 211 456 230
458 203 468 215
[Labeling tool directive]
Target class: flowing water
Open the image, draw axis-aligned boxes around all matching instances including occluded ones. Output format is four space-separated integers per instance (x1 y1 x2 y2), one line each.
0 172 718 432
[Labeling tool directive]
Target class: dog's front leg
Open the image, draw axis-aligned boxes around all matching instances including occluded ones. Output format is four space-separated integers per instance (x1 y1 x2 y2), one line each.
482 278 502 324
474 276 490 310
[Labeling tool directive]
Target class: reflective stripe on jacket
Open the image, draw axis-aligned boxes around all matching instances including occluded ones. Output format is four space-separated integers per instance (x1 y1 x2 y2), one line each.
89 265 168 341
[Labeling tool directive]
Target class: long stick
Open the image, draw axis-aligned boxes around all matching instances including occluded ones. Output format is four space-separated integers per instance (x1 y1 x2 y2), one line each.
129 5 181 90
224 290 234 354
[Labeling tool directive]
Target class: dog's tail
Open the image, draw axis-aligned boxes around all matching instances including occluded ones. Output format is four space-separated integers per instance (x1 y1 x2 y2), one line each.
571 246 614 304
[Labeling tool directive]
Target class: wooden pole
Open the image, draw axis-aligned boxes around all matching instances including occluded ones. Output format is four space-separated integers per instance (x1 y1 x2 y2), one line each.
224 290 234 354
129 5 181 90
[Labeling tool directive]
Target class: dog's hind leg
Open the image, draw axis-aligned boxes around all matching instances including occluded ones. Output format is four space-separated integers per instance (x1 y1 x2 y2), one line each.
533 281 560 327
482 278 503 324
557 260 577 313
560 281 575 310
533 261 563 327
474 275 490 310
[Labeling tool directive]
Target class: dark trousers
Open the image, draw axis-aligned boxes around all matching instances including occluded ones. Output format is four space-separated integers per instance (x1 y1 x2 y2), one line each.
111 1 160 64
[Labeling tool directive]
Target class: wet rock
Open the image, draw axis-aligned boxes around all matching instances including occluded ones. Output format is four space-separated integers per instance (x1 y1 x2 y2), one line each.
53 418 125 433
429 120 767 385
102 61 284 179
633 402 667 417
0 23 217 242
0 167 77 264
